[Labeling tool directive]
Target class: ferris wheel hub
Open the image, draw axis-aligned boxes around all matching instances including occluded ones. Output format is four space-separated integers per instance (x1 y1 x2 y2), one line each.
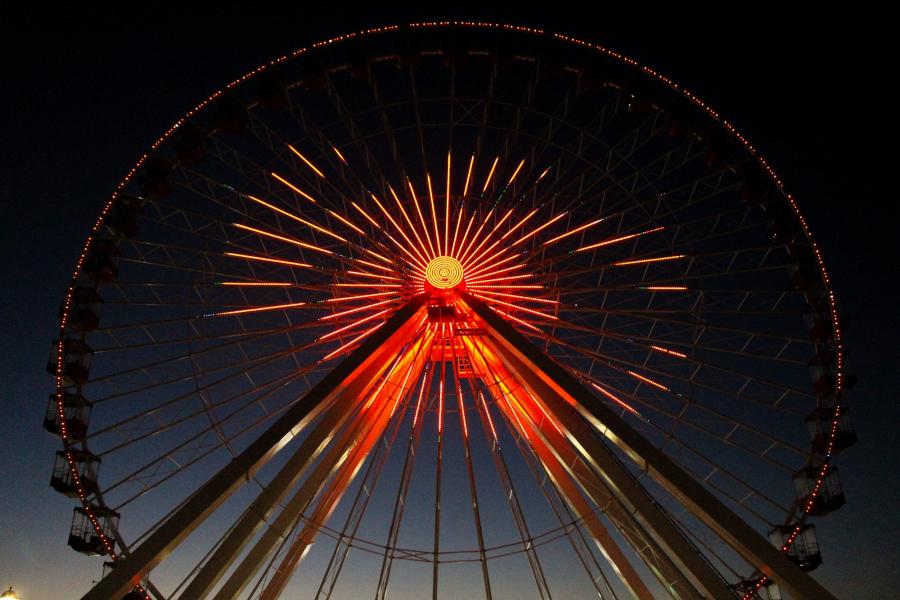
425 256 464 290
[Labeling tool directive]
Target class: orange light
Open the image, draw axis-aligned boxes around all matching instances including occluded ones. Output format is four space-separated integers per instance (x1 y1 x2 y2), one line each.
445 151 451 255
589 382 643 418
458 207 494 264
612 255 686 267
287 144 325 178
320 298 397 321
361 248 394 263
271 172 319 204
537 165 551 181
449 202 464 258
650 345 687 358
371 194 429 268
639 285 688 291
471 293 557 320
320 322 384 362
346 270 402 281
478 391 499 442
437 359 445 435
473 289 558 305
212 301 307 317
412 365 430 430
465 263 527 283
326 291 397 303
218 281 292 287
454 212 477 264
507 158 525 185
467 283 544 290
245 194 347 242
351 201 382 229
463 251 522 280
427 173 442 257
390 184 431 262
233 223 334 255
224 252 314 270
576 226 664 253
350 258 396 273
626 370 670 392
543 218 605 247
318 308 391 340
408 178 437 258
332 145 348 164
467 273 534 284
492 308 542 332
326 208 366 236
498 207 540 243
463 208 515 269
482 155 499 192
463 153 475 197
512 211 569 247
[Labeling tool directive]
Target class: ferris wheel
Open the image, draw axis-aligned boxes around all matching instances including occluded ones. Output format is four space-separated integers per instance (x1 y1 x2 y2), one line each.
47 22 857 600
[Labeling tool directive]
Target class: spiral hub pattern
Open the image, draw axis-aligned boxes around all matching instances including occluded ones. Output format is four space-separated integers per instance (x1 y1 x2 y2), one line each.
425 256 464 290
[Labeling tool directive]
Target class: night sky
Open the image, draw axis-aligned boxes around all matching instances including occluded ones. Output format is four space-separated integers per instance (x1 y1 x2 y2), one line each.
1 6 897 599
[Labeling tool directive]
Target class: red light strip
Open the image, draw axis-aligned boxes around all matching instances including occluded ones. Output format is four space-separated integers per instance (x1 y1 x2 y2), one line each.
320 298 397 321
412 365 430 430
524 390 564 437
319 322 384 362
318 308 390 340
492 308 542 332
589 382 643 418
478 391 499 442
626 370 670 392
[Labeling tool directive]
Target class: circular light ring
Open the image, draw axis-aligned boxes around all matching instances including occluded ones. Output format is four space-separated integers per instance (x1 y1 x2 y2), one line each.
425 256 464 289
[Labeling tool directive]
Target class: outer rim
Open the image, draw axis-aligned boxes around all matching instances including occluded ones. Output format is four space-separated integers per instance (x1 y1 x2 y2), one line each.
52 20 847 593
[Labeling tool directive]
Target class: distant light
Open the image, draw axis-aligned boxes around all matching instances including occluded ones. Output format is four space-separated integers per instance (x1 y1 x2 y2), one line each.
1 587 20 600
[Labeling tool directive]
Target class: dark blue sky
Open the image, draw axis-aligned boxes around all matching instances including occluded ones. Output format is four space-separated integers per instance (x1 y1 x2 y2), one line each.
1 6 897 598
